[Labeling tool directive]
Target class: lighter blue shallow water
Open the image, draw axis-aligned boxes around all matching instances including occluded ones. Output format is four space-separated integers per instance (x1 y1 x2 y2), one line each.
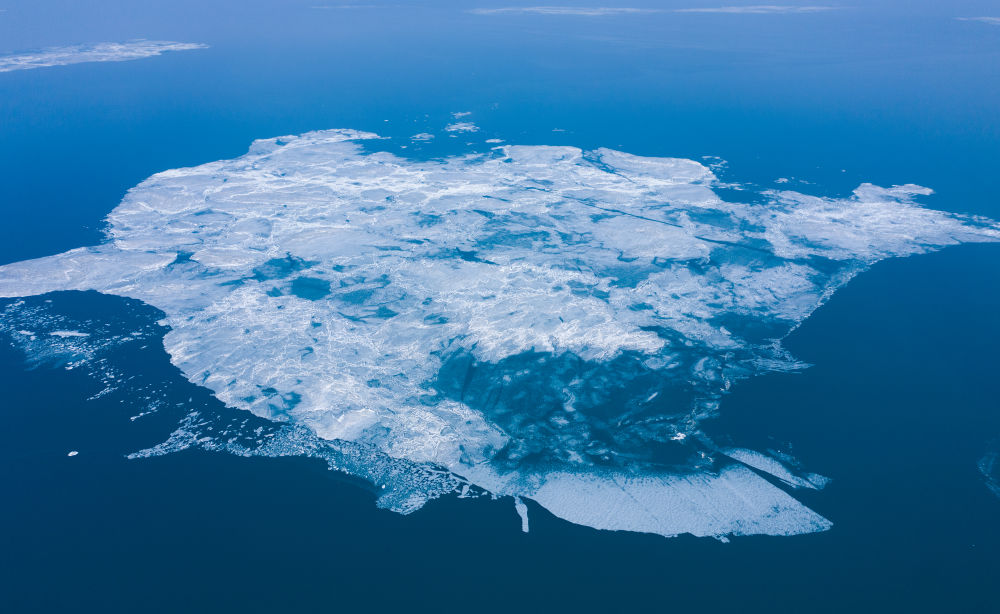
1 2 999 611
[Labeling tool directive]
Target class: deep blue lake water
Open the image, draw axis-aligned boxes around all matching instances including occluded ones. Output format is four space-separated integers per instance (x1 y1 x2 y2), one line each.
1 2 999 611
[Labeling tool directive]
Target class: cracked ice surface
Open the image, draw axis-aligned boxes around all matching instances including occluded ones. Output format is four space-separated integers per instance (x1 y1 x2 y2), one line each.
1 129 997 538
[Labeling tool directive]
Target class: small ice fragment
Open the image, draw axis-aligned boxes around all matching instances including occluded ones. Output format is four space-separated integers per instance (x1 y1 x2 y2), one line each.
514 496 530 533
67 451 78 457
670 432 687 441
445 121 479 133
805 473 832 489
49 330 89 338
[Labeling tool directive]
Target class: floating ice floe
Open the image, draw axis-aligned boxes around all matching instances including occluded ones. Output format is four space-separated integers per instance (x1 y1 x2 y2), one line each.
444 121 479 133
49 330 90 338
1 128 997 539
0 40 207 73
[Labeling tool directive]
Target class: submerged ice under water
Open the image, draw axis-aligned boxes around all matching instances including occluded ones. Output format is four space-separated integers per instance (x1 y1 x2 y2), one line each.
1 129 997 538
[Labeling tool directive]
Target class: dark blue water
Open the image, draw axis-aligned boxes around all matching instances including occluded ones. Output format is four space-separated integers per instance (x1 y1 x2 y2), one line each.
2 3 999 611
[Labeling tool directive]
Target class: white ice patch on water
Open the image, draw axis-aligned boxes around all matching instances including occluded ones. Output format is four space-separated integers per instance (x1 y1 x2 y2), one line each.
1 128 997 539
514 497 530 533
956 17 1000 27
445 121 479 133
545 467 824 537
0 40 207 73
49 330 90 338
